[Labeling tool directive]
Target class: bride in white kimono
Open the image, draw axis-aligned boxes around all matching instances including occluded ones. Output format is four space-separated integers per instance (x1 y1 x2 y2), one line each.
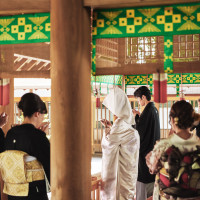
100 86 140 200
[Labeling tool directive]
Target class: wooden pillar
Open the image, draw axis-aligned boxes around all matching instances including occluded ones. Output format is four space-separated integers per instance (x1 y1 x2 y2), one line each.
122 75 126 92
0 45 14 134
51 0 91 199
0 78 14 134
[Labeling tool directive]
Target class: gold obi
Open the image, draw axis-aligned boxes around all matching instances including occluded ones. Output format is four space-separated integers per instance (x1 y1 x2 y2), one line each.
0 150 45 196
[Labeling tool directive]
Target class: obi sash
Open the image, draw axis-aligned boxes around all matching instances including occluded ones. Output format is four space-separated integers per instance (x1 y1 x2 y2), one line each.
158 145 200 199
0 150 45 196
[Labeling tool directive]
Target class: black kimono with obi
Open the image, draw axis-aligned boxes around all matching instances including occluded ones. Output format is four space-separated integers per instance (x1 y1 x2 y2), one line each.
5 124 50 200
135 102 160 183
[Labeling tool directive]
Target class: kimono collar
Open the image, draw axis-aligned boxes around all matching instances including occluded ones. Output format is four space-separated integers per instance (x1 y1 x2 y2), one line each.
140 102 154 116
102 86 135 125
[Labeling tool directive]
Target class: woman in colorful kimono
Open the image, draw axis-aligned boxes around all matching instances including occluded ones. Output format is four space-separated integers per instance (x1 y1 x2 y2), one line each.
146 100 200 200
100 86 140 200
2 93 50 200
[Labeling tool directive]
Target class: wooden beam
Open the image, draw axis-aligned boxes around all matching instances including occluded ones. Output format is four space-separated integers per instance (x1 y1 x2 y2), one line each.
14 43 50 61
174 61 200 74
0 71 50 78
84 0 200 8
96 63 164 75
0 0 50 15
13 58 27 71
0 45 14 73
96 61 200 75
19 60 37 71
0 79 14 134
30 62 46 71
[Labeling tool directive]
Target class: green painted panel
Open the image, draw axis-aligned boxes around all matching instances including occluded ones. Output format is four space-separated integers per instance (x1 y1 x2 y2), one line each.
0 13 50 44
92 2 200 74
91 75 123 85
93 3 200 39
164 35 173 73
125 73 200 85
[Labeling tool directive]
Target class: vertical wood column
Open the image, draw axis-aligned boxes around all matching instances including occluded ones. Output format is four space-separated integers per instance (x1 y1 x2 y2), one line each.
122 75 126 92
0 78 14 134
0 45 14 134
51 0 91 199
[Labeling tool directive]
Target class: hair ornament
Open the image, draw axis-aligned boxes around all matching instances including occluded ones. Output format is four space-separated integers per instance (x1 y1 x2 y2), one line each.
174 117 179 125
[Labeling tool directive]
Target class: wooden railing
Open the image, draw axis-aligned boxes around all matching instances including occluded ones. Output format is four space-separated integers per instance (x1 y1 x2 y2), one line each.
91 173 101 200
91 96 200 154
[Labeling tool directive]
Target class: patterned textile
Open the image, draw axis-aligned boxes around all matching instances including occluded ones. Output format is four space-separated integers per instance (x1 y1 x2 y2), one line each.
101 119 139 200
0 150 44 196
26 160 45 182
157 145 200 198
101 87 139 199
146 134 200 200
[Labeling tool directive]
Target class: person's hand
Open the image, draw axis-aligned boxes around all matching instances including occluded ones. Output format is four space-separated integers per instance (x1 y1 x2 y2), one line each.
38 122 50 133
100 180 105 190
132 109 140 117
145 151 152 169
100 119 112 128
0 112 8 128
145 151 160 174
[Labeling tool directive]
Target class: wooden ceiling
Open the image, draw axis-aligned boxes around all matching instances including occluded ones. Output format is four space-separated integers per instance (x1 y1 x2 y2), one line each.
1 0 199 15
84 0 200 9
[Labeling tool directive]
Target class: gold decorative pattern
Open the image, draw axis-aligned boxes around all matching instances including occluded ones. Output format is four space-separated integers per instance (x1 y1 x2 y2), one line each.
0 13 50 44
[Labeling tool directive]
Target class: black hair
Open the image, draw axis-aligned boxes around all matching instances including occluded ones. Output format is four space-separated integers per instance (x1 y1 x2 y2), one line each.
133 86 151 101
18 93 47 117
169 100 194 129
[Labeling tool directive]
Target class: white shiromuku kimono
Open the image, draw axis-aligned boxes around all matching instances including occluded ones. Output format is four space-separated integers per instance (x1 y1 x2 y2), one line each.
101 86 140 200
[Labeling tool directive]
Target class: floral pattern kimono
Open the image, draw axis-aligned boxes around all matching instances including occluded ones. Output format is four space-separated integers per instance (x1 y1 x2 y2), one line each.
101 86 140 200
146 133 200 200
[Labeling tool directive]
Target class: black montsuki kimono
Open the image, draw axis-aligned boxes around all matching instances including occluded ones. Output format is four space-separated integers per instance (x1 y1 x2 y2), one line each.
134 102 160 183
5 124 50 200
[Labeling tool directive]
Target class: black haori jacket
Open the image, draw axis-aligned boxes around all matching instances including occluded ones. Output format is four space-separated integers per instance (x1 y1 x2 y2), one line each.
134 102 160 183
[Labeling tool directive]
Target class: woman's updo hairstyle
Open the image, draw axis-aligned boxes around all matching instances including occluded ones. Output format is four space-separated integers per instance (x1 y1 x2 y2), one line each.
169 100 195 129
18 93 47 117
